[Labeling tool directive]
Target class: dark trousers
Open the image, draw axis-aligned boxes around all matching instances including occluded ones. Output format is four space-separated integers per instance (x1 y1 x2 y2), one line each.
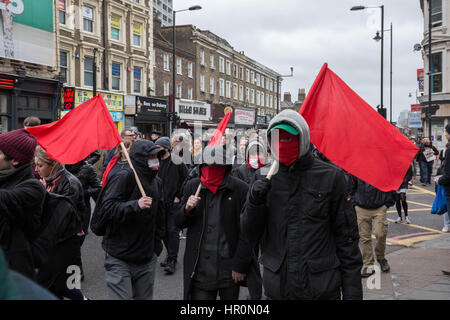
163 203 180 263
420 160 433 184
191 285 240 300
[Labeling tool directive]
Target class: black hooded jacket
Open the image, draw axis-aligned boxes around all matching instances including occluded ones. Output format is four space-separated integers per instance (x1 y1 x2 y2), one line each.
90 140 165 264
0 164 46 278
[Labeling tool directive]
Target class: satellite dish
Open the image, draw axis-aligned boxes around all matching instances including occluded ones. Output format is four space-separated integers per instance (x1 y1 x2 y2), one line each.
413 43 422 51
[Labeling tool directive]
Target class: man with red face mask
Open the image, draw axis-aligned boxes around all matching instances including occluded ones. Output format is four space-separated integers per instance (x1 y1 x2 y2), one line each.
175 145 260 300
232 138 268 185
233 109 363 300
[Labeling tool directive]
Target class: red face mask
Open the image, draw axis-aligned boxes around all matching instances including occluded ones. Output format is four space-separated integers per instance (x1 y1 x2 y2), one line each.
248 156 265 169
201 165 227 194
272 130 299 166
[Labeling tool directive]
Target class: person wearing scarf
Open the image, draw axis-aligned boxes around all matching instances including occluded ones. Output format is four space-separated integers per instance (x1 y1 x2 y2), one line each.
231 137 268 185
233 109 363 300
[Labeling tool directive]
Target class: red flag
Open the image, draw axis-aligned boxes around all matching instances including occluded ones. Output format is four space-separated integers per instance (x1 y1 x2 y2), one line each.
28 94 122 164
299 63 418 192
208 111 232 146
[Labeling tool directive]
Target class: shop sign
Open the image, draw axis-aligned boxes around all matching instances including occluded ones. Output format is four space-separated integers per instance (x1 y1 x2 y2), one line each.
234 108 255 126
75 90 123 111
175 99 211 121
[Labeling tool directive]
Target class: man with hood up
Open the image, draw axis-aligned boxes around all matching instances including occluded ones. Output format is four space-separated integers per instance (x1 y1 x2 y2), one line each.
234 109 363 300
232 137 268 185
90 140 166 300
175 145 260 300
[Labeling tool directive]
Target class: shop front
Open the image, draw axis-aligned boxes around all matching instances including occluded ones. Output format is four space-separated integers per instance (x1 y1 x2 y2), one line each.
0 75 60 133
134 96 169 139
61 88 124 132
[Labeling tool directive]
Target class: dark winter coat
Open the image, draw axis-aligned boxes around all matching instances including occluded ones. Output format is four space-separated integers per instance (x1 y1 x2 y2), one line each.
240 150 363 300
66 161 101 232
438 147 450 196
31 193 82 290
48 169 86 218
0 164 46 279
353 178 396 210
157 155 188 205
416 144 439 163
398 165 413 190
90 140 165 264
102 148 116 173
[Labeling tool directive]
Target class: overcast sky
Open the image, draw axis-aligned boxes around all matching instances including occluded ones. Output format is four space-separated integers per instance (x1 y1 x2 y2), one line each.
175 0 424 123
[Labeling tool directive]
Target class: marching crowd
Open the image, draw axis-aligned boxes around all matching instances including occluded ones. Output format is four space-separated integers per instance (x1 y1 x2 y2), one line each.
1 110 449 300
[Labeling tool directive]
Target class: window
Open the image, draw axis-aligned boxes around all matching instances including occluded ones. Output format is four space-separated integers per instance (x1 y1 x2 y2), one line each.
256 73 261 87
226 81 231 98
219 57 225 73
266 93 270 107
84 57 94 87
233 64 238 78
266 78 270 90
210 55 215 69
133 22 142 46
240 67 244 80
163 81 170 96
226 60 231 75
210 77 215 94
246 69 250 82
60 51 68 83
261 92 265 107
270 79 273 91
200 49 205 66
111 15 121 40
251 89 255 104
188 62 193 78
239 85 244 101
430 52 442 93
251 71 255 84
188 87 193 100
132 0 139 3
245 87 250 102
83 6 94 33
219 78 225 97
163 53 169 71
59 0 66 25
152 49 156 68
176 83 182 98
233 83 238 100
133 67 142 93
431 0 442 28
256 91 260 106
200 74 205 92
111 62 121 90
177 58 182 75
261 76 265 89
270 95 273 108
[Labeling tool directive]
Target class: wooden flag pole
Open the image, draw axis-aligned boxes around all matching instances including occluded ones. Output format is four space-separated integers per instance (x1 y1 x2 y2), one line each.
266 160 279 181
120 142 146 197
194 183 202 197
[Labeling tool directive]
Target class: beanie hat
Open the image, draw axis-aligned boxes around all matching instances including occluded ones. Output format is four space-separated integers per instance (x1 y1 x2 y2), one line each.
155 136 171 151
0 129 37 166
446 124 450 135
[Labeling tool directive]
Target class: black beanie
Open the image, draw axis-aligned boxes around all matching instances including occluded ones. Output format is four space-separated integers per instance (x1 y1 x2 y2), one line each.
446 124 450 135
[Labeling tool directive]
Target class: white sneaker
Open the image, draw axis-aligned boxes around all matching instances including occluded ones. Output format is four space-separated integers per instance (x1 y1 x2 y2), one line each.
442 225 449 232
405 216 411 224
395 217 403 223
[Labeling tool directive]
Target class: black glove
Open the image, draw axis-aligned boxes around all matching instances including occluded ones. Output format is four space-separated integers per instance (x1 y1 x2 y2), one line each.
249 179 271 205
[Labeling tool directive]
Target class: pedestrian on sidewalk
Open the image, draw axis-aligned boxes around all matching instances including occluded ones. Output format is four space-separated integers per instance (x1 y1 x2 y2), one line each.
234 110 363 300
353 178 395 277
90 140 166 300
0 129 46 279
395 163 414 224
175 145 260 300
436 126 450 234
34 146 87 300
155 136 188 275
417 138 439 186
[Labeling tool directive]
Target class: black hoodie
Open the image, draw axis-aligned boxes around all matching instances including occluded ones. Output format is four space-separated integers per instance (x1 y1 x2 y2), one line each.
90 140 166 264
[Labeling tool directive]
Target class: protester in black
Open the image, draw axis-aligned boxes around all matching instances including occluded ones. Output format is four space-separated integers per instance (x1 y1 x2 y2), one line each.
155 137 188 275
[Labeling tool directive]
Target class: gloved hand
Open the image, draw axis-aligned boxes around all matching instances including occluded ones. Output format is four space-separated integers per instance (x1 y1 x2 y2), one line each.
249 179 271 205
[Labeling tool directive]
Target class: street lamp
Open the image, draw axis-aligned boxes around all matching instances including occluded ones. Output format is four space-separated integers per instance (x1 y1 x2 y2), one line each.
373 23 393 124
276 67 294 114
172 5 202 132
351 5 385 120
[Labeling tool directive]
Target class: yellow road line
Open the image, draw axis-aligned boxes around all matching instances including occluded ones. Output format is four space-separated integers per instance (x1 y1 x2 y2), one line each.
371 233 443 247
387 208 430 214
407 200 432 208
386 218 445 234
410 185 436 196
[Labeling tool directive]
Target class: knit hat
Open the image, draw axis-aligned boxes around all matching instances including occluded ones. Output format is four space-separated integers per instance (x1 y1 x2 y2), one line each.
446 124 450 135
0 129 37 166
155 136 171 151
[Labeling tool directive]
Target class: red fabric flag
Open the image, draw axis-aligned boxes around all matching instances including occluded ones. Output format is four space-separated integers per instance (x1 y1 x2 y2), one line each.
27 94 122 164
299 63 419 192
200 110 232 194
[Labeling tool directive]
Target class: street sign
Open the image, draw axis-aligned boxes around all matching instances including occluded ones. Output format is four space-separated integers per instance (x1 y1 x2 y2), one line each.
417 69 424 92
411 104 421 112
408 111 422 128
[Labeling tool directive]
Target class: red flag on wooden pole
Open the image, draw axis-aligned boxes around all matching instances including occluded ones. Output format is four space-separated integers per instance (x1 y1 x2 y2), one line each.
27 94 122 164
299 63 418 192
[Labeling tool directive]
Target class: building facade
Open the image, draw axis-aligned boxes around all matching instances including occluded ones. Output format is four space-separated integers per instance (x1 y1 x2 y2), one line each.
152 0 172 27
418 0 450 150
160 25 282 129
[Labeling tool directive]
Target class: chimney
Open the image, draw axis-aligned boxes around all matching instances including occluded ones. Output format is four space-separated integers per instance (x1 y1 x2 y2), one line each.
298 88 306 102
283 92 291 102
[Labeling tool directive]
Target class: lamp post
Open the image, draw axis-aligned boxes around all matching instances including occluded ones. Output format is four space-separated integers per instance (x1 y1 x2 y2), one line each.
93 47 98 96
172 5 201 133
351 5 385 119
276 67 294 114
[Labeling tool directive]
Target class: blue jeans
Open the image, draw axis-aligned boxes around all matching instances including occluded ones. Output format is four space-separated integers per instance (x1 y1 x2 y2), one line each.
163 203 181 263
420 160 433 184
